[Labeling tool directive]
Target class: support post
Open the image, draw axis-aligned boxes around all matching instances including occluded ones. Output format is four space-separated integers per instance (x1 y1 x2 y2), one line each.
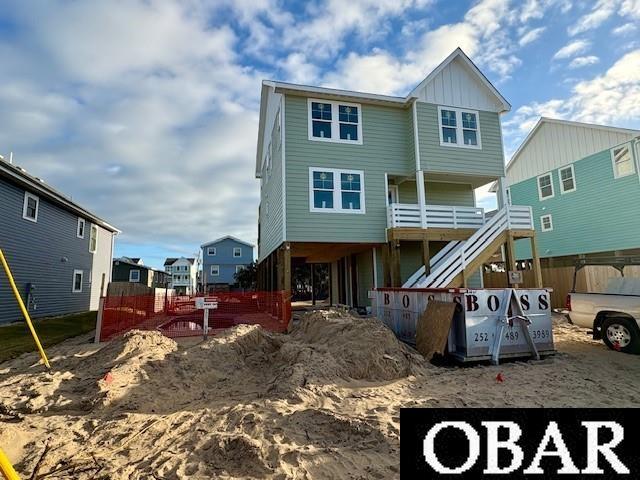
496 176 509 209
416 170 427 228
283 242 291 294
389 241 401 287
530 235 543 288
504 231 519 288
421 238 431 277
381 243 391 287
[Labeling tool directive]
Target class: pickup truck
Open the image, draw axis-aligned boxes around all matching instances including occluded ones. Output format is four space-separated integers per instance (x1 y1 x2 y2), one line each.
566 259 640 354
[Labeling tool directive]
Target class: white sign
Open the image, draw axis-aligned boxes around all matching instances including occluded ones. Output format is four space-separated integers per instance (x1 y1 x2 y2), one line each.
195 297 218 310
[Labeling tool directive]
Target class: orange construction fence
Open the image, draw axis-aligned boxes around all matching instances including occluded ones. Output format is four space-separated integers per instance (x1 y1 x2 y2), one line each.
97 291 291 342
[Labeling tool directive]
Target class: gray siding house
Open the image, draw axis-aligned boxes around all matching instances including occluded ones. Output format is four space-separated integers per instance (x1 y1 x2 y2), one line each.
0 157 119 324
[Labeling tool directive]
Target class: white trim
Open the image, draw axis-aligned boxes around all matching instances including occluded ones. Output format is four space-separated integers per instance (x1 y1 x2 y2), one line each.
307 98 363 145
611 143 636 179
308 167 366 214
558 164 577 194
384 173 390 208
540 214 553 232
89 224 98 253
536 172 554 201
437 106 482 150
281 95 287 241
129 269 141 282
22 192 39 222
72 269 84 293
201 236 254 248
207 247 216 256
388 184 399 204
210 265 220 276
412 100 421 169
77 217 85 238
233 247 242 257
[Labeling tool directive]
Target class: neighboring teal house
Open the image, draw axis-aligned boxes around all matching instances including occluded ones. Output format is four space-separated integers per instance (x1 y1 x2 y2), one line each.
255 48 538 307
506 118 640 263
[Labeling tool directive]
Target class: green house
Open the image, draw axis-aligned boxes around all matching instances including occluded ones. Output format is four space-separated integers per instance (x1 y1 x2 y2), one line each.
507 118 640 264
255 48 539 307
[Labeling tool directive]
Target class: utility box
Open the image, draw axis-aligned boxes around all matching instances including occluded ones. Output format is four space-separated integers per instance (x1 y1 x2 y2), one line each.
371 288 555 363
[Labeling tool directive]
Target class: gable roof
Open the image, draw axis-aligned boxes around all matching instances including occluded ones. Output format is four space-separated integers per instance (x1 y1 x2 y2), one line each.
256 47 510 176
201 235 254 248
0 156 120 233
164 257 195 266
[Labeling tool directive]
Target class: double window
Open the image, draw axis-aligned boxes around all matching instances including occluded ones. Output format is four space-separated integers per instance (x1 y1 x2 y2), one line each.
211 265 220 276
308 99 362 144
72 270 83 293
537 173 554 200
540 214 553 232
558 165 576 194
309 167 365 213
611 144 635 178
22 192 39 222
233 247 242 258
437 106 481 149
129 269 141 282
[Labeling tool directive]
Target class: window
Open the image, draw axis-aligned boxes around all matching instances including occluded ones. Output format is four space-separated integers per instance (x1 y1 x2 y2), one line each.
558 165 576 194
537 173 554 200
309 168 365 213
235 265 244 274
437 106 481 149
72 270 83 292
233 247 242 257
22 192 39 222
540 214 553 232
129 269 141 282
89 225 98 253
211 265 220 276
207 247 216 256
77 218 85 238
611 144 635 178
308 99 362 144
506 188 512 206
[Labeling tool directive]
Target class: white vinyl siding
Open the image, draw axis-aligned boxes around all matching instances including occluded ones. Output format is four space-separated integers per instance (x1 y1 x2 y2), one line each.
309 167 365 214
89 225 98 253
611 144 635 178
22 192 39 222
558 164 576 194
437 106 481 149
537 173 554 200
307 98 363 145
540 214 553 232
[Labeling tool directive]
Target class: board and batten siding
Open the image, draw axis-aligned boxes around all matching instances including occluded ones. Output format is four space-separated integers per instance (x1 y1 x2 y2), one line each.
416 102 505 178
512 145 640 260
258 101 285 261
0 178 112 324
284 95 413 243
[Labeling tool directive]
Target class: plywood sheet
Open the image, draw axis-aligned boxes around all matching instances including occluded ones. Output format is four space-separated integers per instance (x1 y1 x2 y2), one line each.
415 301 456 360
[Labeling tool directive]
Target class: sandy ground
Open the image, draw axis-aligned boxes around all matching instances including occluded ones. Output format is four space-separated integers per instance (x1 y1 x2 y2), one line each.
1 311 639 479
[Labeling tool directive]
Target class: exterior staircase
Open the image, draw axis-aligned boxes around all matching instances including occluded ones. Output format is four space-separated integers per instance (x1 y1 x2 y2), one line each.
409 205 533 288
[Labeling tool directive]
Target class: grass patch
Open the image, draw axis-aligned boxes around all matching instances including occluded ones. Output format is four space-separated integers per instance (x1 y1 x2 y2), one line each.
0 311 96 363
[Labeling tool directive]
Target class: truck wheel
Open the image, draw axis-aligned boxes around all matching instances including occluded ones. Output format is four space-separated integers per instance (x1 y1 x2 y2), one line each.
602 318 640 354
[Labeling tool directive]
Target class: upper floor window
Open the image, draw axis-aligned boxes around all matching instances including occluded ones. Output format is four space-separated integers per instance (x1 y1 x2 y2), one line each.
89 225 98 253
233 247 242 257
558 165 576 194
611 144 635 178
207 247 216 256
129 269 140 282
537 173 554 200
540 214 553 232
437 106 481 149
308 99 362 144
22 192 39 222
77 218 85 238
309 167 365 214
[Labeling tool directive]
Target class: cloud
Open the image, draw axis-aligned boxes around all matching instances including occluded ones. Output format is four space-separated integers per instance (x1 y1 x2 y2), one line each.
519 27 546 46
568 0 618 36
612 23 638 36
568 55 600 68
552 39 591 60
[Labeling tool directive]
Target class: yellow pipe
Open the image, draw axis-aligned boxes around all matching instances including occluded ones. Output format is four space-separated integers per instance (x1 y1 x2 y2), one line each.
0 249 50 369
0 447 20 480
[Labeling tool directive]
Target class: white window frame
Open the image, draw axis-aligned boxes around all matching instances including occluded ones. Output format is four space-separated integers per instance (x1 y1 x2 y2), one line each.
308 167 366 214
307 98 363 145
437 106 482 150
22 192 39 222
536 173 555 201
129 269 141 282
235 265 244 274
611 143 635 179
540 214 553 232
207 247 216 256
89 225 98 253
558 164 576 194
211 265 220 276
77 217 85 238
72 269 83 293
233 247 242 258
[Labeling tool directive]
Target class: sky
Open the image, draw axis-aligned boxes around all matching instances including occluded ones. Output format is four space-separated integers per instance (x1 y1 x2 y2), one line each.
1 0 639 269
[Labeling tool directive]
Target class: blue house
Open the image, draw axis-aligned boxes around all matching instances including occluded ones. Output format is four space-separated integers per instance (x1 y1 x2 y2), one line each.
201 236 255 291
